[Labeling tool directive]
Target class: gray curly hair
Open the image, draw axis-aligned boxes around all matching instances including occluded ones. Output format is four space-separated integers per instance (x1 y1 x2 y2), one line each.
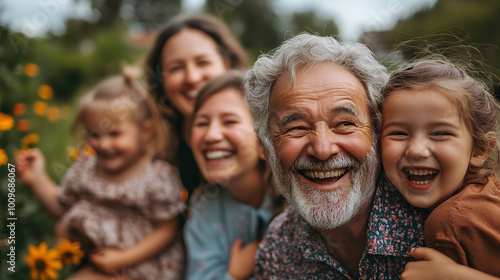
244 33 388 152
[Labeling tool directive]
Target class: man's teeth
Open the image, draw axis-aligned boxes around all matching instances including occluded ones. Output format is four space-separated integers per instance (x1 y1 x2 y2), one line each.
185 91 198 99
205 151 232 160
304 169 347 179
405 168 437 176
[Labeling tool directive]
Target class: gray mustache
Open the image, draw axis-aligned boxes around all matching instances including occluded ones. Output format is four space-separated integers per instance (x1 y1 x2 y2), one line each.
291 153 360 172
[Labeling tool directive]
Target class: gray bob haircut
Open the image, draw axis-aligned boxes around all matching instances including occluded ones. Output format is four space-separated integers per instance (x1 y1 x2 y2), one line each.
244 33 388 151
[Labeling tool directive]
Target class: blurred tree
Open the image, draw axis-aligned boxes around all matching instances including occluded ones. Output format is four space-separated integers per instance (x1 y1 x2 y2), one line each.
123 0 182 30
288 10 339 37
60 0 124 46
203 0 339 63
59 0 181 47
204 0 283 62
388 0 500 86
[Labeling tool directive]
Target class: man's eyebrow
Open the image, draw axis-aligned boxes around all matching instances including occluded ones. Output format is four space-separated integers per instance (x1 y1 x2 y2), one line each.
330 104 358 117
278 112 308 130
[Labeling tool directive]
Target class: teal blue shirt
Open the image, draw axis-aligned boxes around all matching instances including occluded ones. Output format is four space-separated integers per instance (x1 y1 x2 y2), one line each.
185 184 274 280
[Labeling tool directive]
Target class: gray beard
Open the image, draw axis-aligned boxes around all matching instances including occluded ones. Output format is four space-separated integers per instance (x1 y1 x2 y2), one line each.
269 146 379 230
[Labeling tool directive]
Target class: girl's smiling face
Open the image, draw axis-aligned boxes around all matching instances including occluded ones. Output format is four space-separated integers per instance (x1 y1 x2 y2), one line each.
381 88 482 209
84 106 152 177
191 88 261 184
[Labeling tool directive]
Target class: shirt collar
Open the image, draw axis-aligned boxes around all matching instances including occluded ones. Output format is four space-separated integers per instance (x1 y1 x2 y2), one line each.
365 174 427 256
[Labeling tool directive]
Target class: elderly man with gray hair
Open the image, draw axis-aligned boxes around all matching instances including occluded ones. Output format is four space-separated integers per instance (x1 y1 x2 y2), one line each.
244 33 426 279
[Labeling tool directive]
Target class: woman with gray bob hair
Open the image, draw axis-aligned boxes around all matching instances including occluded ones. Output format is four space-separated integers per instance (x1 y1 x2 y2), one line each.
244 33 388 151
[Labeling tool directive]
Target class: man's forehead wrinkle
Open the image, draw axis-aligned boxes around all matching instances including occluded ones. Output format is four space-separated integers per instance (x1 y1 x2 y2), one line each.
292 81 359 95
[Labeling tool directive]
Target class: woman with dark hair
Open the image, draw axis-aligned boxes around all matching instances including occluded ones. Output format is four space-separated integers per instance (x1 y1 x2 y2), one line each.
145 14 247 197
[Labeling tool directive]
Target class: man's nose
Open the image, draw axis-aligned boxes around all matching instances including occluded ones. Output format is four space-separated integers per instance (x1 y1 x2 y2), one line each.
307 124 340 161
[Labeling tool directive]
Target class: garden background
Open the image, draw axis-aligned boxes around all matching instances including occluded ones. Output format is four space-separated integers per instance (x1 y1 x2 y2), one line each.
1 0 500 279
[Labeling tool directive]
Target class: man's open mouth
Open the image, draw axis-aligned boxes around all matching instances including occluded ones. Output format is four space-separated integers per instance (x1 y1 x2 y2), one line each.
300 168 349 183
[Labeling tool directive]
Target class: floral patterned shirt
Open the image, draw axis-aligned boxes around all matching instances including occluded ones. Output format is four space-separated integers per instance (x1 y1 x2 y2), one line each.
255 174 427 280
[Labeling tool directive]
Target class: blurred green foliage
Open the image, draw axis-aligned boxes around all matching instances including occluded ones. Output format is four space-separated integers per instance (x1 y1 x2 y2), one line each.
0 23 148 279
388 0 500 94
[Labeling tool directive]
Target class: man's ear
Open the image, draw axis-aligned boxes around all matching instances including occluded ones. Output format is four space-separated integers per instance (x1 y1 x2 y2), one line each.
470 132 497 167
258 139 267 160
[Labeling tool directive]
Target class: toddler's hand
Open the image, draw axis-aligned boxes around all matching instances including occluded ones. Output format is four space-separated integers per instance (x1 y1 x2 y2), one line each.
90 248 127 274
227 238 259 280
15 148 46 187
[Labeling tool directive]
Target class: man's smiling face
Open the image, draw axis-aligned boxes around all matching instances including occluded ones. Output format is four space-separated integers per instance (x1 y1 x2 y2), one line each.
267 62 378 229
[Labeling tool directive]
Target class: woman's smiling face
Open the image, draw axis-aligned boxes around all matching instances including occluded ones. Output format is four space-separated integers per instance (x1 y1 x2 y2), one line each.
161 28 229 119
191 88 261 184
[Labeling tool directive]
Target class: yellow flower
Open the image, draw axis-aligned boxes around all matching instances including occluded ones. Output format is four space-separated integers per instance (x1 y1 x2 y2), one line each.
0 149 7 165
55 239 85 266
67 146 79 162
34 101 48 116
25 242 62 280
22 133 39 147
0 112 14 131
25 63 39 77
67 145 94 162
38 85 54 100
83 144 95 156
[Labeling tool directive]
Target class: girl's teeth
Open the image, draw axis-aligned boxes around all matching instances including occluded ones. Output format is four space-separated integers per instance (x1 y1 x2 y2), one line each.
410 180 431 185
406 168 437 176
206 151 232 160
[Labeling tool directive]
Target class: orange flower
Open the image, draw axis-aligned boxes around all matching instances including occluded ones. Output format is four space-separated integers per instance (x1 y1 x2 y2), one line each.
0 112 14 131
34 101 47 116
22 133 39 147
25 63 39 78
67 146 79 162
38 85 54 100
181 187 189 202
0 149 7 166
25 242 62 280
83 144 95 156
55 239 84 266
17 119 29 132
67 145 94 162
13 103 26 116
47 107 60 123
